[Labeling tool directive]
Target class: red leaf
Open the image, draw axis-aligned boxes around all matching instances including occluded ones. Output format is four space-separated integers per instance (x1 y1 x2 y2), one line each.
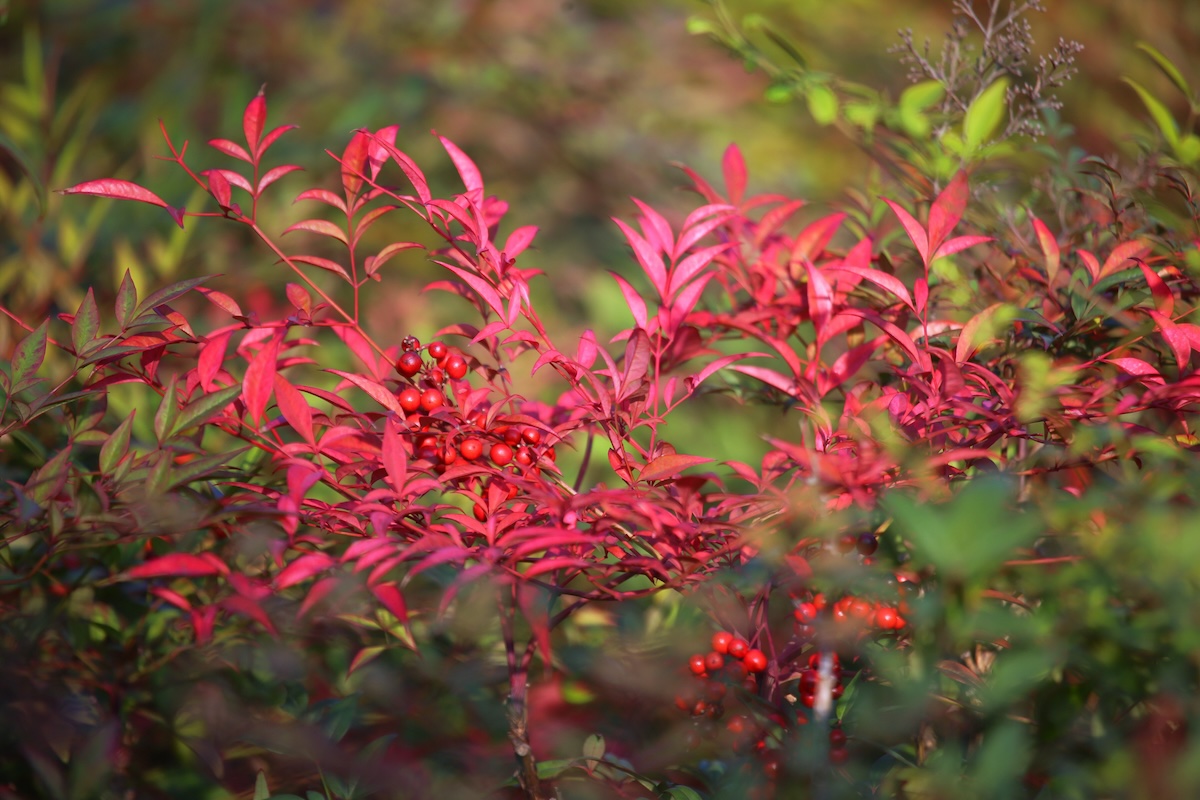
285 283 311 316
243 87 267 155
59 178 168 208
883 199 929 265
669 243 733 301
126 553 227 579
619 328 652 399
276 552 335 589
195 287 243 318
956 303 1006 364
371 582 409 623
258 164 303 194
282 218 349 245
208 138 251 162
640 453 714 482
1032 217 1060 284
1148 310 1191 372
366 125 399 181
933 234 992 260
437 134 483 196
613 217 668 301
440 262 505 318
1099 240 1150 281
295 188 347 213
503 225 539 258
221 594 275 633
722 143 747 205
791 213 846 262
258 123 298 156
1138 263 1174 316
802 260 834 341
611 273 648 330
206 169 231 209
632 198 674 256
242 335 280 425
327 369 405 415
340 130 370 197
382 419 409 495
274 374 314 444
825 263 915 312
1105 357 1162 378
927 170 968 253
290 254 350 281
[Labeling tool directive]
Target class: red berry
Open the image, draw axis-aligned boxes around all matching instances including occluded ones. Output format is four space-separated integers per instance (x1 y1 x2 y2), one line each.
705 651 725 672
743 649 767 673
794 602 818 623
848 597 873 622
688 654 707 676
420 388 444 412
705 680 727 701
503 426 523 446
398 387 421 412
724 660 748 682
874 605 898 630
726 716 748 735
427 341 448 362
515 446 533 466
856 533 879 556
490 443 514 466
728 638 750 660
812 593 827 611
397 351 423 377
545 446 556 461
459 438 484 461
401 335 420 352
712 631 733 654
836 533 857 554
829 746 849 765
800 691 815 708
829 728 847 748
522 428 542 446
445 355 468 380
799 670 817 693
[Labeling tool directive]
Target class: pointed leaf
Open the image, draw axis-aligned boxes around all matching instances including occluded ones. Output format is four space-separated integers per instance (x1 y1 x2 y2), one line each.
963 78 1010 150
640 453 714 482
933 234 991 260
276 553 335 589
1032 217 1060 284
340 130 370 197
126 554 227 579
273 375 314 444
243 336 280 425
243 87 267 154
327 369 405 415
71 288 99 355
437 134 483 195
1124 78 1180 146
928 171 968 251
282 219 349 245
172 383 242 439
1136 42 1192 99
883 199 929 264
59 178 168 208
11 320 48 388
722 143 746 204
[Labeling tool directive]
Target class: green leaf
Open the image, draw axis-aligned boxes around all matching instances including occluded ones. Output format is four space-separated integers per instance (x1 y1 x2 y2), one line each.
764 84 795 104
1124 77 1180 146
132 275 210 322
806 84 839 126
71 287 100 356
114 270 137 329
1136 41 1192 100
11 319 49 391
1176 133 1200 165
99 410 135 475
963 78 1009 151
665 787 704 800
170 383 242 439
582 733 605 767
0 130 46 214
253 771 271 800
535 758 575 779
154 375 179 445
685 16 720 37
900 79 946 112
843 102 879 130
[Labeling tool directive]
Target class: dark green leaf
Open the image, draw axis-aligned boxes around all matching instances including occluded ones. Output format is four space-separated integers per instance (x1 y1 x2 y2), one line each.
115 270 137 329
154 375 179 445
71 287 100 355
11 319 49 390
170 383 242 439
100 410 135 475
132 275 210 322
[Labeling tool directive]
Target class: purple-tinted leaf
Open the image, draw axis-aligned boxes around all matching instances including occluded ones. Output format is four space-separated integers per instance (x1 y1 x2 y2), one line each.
133 276 210 321
115 270 137 328
620 328 652 398
285 283 311 316
173 383 242 439
10 320 48 390
71 288 99 355
99 410 135 475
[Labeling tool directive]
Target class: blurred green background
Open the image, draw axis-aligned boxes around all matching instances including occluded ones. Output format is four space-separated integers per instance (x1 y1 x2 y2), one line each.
2 0 1198 465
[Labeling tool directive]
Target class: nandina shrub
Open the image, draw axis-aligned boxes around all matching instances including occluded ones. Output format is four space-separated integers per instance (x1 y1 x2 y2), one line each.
5 5 1200 799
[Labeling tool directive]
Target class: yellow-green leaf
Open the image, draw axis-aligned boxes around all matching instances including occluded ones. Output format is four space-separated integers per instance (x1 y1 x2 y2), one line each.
963 78 1009 151
1124 77 1180 146
1136 41 1192 100
806 84 839 126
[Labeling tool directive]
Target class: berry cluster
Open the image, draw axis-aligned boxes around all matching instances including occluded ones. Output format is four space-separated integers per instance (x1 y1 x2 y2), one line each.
678 631 769 720
393 337 554 465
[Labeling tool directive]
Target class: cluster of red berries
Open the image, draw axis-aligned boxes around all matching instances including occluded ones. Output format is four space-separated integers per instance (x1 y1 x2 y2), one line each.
392 338 557 511
676 632 768 719
792 591 907 638
793 652 844 710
